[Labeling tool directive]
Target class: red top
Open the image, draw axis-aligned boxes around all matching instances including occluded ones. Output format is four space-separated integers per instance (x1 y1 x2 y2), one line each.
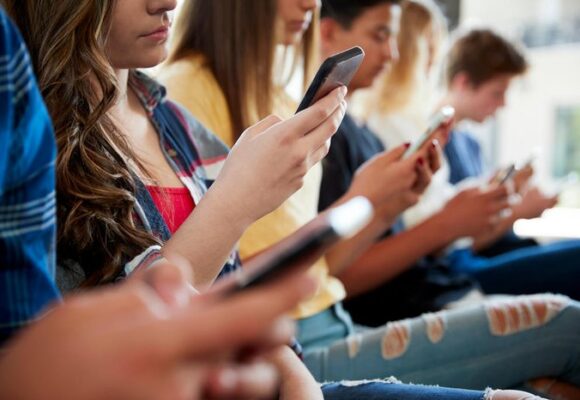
146 186 195 234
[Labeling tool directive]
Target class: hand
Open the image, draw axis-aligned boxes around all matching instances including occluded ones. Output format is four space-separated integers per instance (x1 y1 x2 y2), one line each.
440 185 510 238
213 87 347 226
513 164 534 193
512 186 558 220
0 261 317 400
347 144 433 224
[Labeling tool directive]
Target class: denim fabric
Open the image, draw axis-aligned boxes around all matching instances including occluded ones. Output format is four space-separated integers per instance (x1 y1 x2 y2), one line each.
447 240 580 299
322 381 485 400
298 296 580 391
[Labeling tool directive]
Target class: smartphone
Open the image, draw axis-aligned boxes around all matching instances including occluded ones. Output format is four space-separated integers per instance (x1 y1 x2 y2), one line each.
493 163 517 185
296 46 365 113
403 106 455 158
223 196 373 294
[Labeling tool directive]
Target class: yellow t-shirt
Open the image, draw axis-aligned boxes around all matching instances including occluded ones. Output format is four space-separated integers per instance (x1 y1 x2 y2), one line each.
158 54 346 319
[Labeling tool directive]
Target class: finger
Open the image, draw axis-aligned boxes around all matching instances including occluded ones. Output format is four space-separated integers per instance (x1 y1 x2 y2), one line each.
427 139 441 172
414 157 432 192
204 362 280 400
241 115 283 139
164 272 317 359
138 256 196 308
290 86 346 137
301 98 346 151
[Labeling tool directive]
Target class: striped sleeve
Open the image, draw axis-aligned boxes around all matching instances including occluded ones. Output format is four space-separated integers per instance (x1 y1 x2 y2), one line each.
0 10 61 346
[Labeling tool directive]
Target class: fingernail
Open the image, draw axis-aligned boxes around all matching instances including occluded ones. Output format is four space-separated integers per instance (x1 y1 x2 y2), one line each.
340 86 348 96
417 157 424 166
404 142 411 149
431 139 439 148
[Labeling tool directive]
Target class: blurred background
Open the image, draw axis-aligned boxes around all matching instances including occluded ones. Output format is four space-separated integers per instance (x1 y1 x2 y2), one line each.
435 0 580 238
439 0 580 202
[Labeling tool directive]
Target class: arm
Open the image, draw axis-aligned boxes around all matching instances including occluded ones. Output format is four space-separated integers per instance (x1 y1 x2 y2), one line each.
338 210 457 297
0 14 61 344
163 89 347 288
325 143 436 277
338 185 510 297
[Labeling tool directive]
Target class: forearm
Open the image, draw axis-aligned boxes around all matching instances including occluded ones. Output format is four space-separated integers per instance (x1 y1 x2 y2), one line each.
269 346 323 400
337 211 457 297
163 184 249 289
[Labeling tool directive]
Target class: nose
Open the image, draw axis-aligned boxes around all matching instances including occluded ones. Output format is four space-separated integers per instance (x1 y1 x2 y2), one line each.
149 0 178 14
302 0 320 12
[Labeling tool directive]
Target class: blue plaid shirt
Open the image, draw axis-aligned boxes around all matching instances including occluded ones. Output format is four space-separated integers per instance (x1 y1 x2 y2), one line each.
0 9 61 346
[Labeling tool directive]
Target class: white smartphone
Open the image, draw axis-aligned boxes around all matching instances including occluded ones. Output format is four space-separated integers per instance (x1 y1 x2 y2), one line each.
404 106 455 158
224 196 373 294
492 163 517 185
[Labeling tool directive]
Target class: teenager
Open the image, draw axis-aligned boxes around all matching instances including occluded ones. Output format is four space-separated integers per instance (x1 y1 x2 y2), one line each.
311 1 580 398
162 0 577 399
0 7 318 399
437 28 580 297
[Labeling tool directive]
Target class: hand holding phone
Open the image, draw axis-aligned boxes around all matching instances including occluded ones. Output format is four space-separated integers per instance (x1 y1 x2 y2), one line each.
404 106 455 158
492 164 517 186
296 46 365 113
222 196 373 295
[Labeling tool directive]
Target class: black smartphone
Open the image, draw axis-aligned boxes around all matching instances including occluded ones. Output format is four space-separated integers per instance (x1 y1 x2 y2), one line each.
493 164 517 185
403 106 455 158
295 46 365 113
223 196 373 295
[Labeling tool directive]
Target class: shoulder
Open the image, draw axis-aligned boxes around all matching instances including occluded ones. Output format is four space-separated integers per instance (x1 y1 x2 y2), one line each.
157 54 222 102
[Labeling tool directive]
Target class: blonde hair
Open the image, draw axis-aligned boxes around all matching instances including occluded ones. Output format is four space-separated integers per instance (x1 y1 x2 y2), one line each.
169 0 319 138
370 0 447 115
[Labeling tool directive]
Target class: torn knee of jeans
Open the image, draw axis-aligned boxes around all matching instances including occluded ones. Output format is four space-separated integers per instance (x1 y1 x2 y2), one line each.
330 376 402 387
382 320 411 359
484 294 570 336
422 312 446 343
485 388 547 400
346 333 363 359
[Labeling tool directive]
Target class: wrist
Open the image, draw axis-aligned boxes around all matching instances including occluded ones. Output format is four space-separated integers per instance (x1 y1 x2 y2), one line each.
430 208 462 243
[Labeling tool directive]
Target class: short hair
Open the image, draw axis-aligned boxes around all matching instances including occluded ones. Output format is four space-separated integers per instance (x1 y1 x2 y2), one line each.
321 0 402 29
446 29 528 87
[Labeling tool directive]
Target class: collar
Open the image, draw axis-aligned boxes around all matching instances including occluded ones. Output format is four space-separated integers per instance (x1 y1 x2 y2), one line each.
129 70 167 114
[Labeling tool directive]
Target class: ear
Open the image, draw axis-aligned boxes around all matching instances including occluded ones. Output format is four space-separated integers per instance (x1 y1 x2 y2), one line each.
451 72 473 92
319 17 341 55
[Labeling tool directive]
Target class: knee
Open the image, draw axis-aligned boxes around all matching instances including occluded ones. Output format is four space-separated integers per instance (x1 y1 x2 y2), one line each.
487 389 546 400
484 294 571 336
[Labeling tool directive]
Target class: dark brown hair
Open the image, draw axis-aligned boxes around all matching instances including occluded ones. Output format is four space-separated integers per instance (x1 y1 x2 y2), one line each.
446 28 528 87
169 0 319 138
2 0 160 285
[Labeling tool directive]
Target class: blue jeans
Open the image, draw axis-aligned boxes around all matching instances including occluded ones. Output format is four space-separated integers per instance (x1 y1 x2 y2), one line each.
322 380 485 399
298 295 580 391
447 240 580 299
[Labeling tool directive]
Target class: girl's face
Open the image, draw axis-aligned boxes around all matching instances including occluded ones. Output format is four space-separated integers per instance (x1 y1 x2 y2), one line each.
276 0 320 45
106 0 177 69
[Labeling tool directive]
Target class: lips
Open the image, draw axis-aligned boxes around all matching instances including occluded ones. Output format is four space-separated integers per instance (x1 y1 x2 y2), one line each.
141 25 170 40
288 20 309 32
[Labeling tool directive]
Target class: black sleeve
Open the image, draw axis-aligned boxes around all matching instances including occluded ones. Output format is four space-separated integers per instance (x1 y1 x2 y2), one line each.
318 127 356 212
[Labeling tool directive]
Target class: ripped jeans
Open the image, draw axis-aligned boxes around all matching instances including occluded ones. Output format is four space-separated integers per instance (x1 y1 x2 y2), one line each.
298 294 580 392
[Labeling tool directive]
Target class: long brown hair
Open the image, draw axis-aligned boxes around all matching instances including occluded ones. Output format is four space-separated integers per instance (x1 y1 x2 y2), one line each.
169 0 319 138
2 0 160 285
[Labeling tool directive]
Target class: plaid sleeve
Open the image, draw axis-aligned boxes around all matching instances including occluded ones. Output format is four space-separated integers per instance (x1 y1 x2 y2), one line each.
0 10 61 346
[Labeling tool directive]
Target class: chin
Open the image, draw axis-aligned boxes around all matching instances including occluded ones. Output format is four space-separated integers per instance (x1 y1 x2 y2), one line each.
139 53 168 69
